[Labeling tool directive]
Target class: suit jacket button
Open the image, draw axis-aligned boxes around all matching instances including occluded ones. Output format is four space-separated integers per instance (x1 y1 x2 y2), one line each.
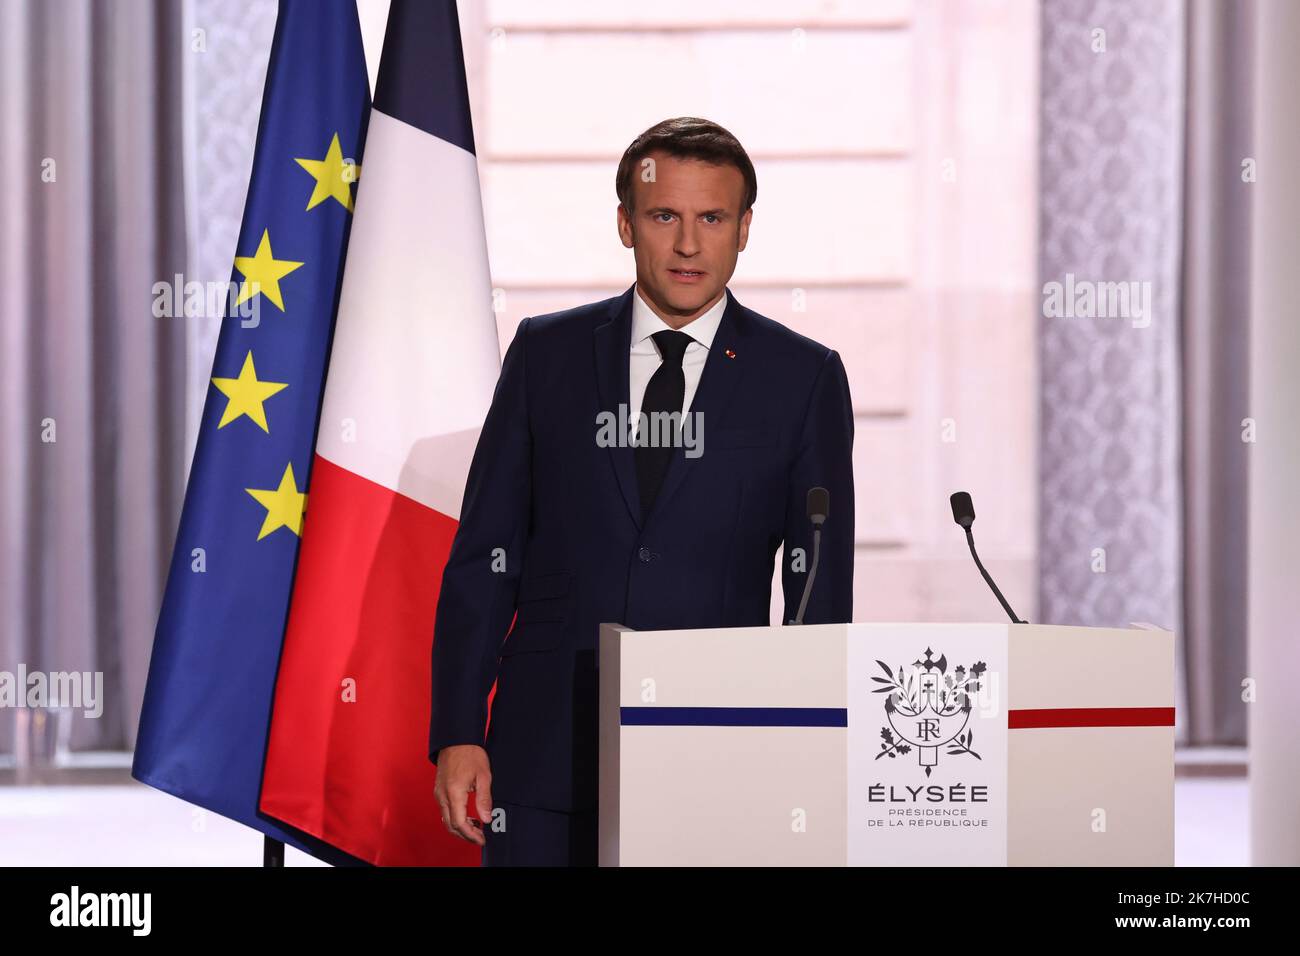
638 547 651 563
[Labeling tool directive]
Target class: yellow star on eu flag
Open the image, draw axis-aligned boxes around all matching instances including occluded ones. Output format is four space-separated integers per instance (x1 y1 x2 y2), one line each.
211 351 288 432
245 462 306 540
295 133 360 211
234 229 304 312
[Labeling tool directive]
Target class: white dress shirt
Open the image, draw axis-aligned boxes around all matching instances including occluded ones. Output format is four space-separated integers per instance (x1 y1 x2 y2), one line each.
628 285 728 441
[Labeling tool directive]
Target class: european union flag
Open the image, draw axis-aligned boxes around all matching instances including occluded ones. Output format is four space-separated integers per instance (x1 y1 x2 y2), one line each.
133 0 370 865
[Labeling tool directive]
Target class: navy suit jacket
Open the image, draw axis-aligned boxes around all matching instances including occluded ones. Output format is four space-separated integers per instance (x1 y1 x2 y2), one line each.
428 285 855 812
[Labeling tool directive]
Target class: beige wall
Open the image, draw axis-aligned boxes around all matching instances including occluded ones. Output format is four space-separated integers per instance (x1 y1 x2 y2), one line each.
447 0 1039 624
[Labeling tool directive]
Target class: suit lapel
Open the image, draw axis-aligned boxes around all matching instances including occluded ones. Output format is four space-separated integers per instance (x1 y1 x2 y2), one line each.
644 289 748 522
593 286 642 530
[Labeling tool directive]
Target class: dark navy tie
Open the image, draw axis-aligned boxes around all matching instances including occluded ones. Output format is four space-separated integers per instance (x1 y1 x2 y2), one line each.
635 330 693 517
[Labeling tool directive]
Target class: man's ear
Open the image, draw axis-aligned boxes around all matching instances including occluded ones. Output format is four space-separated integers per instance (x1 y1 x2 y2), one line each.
617 204 635 249
736 207 753 252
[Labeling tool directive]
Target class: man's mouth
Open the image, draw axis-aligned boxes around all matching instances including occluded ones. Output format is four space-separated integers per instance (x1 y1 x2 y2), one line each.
668 269 706 282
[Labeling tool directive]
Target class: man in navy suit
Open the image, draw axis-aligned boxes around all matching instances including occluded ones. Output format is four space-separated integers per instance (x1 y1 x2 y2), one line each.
430 117 855 866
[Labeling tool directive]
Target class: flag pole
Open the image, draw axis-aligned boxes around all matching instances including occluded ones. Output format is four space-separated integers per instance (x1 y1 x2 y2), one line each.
263 836 285 867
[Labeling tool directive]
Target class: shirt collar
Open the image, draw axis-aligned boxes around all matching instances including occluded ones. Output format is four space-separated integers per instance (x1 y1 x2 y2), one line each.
631 285 728 350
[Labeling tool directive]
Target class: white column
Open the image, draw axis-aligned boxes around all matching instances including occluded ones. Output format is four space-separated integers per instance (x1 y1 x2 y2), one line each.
1248 0 1300 867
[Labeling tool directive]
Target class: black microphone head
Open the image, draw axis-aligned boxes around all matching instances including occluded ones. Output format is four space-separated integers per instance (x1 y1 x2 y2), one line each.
950 491 975 529
807 487 829 527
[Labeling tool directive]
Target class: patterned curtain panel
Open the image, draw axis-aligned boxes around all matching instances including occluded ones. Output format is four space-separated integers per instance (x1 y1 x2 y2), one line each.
186 0 278 460
1037 2 1187 739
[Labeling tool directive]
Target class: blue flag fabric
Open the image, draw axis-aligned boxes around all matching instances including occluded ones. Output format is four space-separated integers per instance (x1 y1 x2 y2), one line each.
133 0 370 865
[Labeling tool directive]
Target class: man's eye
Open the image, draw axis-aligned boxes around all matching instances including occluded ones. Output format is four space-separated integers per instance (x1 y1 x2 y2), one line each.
703 215 719 223
655 213 674 223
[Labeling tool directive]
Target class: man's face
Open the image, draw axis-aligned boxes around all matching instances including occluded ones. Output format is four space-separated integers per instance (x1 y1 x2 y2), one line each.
616 151 752 327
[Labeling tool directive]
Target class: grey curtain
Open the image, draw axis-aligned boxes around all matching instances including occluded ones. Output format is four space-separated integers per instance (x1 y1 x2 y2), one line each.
0 0 187 754
1179 0 1252 746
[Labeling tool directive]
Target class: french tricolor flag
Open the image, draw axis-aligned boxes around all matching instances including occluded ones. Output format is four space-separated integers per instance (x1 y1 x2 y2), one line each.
259 0 497 866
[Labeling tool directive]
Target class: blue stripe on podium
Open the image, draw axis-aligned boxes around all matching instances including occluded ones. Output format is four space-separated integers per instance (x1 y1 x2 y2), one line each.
620 707 848 727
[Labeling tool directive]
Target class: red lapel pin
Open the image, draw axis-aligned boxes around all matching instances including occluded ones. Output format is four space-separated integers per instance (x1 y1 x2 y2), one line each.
725 349 736 359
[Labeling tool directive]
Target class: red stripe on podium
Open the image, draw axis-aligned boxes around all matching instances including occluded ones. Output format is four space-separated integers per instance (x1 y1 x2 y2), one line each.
1008 706 1175 729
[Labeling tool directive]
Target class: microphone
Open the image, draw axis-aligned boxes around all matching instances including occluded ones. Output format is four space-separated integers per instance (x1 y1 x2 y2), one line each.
790 487 829 625
949 491 1025 624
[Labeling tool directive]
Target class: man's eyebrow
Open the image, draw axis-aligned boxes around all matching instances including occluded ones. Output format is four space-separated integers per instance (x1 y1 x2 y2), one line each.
643 206 731 218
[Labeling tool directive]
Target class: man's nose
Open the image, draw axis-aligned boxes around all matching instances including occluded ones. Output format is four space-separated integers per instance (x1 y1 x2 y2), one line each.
674 222 700 257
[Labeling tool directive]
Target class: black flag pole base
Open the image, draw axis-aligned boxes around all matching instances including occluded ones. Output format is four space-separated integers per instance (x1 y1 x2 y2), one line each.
263 836 285 868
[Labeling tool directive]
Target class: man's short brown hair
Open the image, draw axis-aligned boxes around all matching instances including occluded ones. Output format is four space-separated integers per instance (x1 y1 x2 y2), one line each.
616 117 757 215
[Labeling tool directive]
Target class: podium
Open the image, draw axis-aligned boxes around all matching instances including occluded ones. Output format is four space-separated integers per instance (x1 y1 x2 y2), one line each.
598 622 1175 866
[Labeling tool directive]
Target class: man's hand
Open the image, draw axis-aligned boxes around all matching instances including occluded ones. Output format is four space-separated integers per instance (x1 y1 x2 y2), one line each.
435 744 493 845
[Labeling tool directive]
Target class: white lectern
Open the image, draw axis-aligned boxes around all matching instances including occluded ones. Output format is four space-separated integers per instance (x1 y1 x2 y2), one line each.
599 622 1174 866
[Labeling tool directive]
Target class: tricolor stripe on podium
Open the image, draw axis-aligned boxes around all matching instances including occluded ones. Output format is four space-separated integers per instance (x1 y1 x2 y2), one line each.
258 0 499 866
619 706 1176 728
